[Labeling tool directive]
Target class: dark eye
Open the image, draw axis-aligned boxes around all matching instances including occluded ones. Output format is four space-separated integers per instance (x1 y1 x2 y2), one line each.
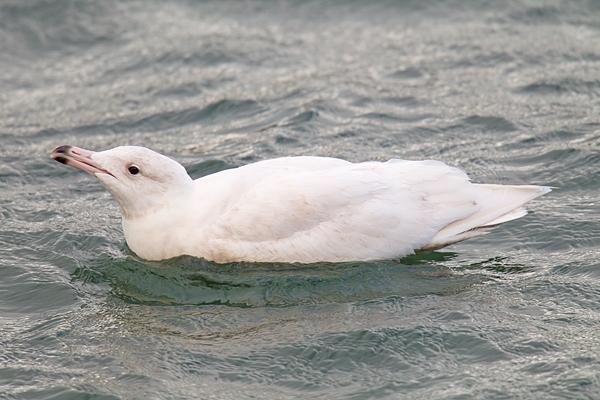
128 165 140 175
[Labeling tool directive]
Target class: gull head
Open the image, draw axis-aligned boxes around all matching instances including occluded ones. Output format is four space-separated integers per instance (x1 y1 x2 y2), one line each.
51 145 193 218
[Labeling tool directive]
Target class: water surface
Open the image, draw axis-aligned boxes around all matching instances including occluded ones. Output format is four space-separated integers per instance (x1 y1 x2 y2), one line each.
1 0 600 398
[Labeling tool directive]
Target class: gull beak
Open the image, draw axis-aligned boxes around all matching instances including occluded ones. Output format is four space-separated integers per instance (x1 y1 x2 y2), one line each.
51 145 114 177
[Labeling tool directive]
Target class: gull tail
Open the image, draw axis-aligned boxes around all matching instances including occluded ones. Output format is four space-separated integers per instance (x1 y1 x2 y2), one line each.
421 184 551 252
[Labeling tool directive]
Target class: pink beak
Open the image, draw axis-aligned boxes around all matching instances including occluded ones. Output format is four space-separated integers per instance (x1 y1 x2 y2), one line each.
51 145 114 177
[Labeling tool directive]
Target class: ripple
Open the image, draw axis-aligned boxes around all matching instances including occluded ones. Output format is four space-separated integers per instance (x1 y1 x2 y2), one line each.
2 0 600 398
517 79 600 96
388 67 423 80
461 115 519 132
72 99 265 135
0 1 121 54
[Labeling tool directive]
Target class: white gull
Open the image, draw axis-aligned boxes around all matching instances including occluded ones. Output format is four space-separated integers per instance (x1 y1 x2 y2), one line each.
51 145 550 263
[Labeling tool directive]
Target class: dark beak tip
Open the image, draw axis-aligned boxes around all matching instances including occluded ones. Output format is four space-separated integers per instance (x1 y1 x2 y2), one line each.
53 156 68 165
52 145 72 155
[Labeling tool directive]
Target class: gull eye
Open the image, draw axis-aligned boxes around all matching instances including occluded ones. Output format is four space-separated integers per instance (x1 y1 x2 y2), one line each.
128 165 140 175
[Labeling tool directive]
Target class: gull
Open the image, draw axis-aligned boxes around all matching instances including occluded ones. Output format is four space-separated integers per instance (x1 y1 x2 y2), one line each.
51 145 550 263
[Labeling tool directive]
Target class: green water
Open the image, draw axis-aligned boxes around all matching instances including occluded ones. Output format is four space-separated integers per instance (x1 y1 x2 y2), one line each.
1 0 600 398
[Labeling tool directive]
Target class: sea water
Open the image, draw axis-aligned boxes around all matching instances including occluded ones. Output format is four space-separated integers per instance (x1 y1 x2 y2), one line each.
1 0 600 398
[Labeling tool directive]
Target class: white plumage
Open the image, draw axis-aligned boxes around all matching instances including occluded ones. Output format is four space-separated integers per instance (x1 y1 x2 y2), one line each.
51 145 550 263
